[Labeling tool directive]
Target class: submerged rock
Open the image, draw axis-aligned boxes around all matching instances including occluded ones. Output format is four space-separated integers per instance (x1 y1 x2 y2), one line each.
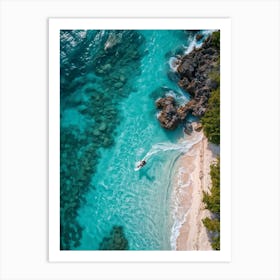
99 122 107 132
114 82 123 89
60 30 147 250
99 226 129 250
93 129 101 136
184 122 193 135
196 33 203 41
193 122 203 132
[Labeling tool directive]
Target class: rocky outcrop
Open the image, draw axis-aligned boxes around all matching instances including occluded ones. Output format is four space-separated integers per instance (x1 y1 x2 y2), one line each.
176 33 220 117
183 122 193 135
156 97 200 130
192 122 203 132
156 96 180 130
182 121 203 135
196 33 203 41
156 31 220 131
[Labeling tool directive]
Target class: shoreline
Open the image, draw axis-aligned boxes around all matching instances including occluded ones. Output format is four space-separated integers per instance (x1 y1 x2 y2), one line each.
171 129 219 250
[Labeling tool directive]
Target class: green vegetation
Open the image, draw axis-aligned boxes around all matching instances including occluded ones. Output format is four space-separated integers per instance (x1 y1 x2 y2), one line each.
209 68 220 84
199 30 221 250
211 30 220 49
201 30 220 145
203 158 220 215
202 158 220 250
201 87 220 145
203 217 220 250
201 36 220 145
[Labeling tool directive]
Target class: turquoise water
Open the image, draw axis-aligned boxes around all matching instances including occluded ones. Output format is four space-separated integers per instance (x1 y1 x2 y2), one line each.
60 30 200 250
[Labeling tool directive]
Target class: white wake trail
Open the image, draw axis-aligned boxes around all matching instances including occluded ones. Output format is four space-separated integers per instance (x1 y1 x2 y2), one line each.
135 132 203 170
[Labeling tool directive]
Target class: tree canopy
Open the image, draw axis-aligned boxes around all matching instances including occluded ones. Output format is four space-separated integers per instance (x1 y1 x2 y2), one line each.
202 158 220 250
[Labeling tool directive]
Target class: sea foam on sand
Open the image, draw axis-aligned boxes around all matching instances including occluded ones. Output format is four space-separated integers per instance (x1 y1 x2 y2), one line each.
170 130 219 250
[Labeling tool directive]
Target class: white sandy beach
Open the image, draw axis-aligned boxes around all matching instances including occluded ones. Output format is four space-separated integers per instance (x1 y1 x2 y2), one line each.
172 127 219 250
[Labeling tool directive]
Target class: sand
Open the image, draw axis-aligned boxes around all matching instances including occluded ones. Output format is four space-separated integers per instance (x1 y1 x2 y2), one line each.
172 129 219 250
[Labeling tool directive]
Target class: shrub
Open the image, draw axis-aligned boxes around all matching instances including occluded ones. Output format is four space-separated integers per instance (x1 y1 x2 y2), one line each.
211 30 220 49
202 158 220 250
201 88 220 145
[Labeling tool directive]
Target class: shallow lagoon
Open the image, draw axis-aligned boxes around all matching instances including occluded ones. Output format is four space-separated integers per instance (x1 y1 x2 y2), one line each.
60 30 198 250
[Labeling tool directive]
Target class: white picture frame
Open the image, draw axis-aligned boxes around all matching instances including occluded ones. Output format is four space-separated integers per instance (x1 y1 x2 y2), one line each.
1 1 279 279
49 18 231 262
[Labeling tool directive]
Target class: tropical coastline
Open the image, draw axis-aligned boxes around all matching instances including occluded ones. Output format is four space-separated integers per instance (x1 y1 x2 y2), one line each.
166 30 221 250
171 127 219 250
59 29 220 251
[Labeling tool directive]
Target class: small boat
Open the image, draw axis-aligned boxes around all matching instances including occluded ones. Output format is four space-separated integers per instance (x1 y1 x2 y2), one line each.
134 160 146 171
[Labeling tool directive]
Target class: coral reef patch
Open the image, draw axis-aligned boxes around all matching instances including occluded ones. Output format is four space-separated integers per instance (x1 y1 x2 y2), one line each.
99 226 129 250
60 30 145 250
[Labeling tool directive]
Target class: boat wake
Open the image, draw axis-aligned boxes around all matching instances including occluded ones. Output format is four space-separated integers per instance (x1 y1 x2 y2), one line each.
135 133 203 171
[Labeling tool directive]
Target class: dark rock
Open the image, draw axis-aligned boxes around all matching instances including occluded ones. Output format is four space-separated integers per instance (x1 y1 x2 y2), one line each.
184 122 193 135
177 58 196 81
156 96 180 130
196 86 210 98
176 31 220 119
185 79 197 96
202 47 215 55
177 105 189 120
157 112 180 130
196 33 203 41
154 32 219 132
206 78 219 90
177 99 197 120
193 122 203 132
156 96 175 109
178 77 190 88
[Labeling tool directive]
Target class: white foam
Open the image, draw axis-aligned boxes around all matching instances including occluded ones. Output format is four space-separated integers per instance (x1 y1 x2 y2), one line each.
184 39 203 55
78 30 87 39
104 32 123 50
142 141 188 162
170 208 190 250
170 166 193 250
165 90 176 99
169 56 180 72
184 30 214 55
134 133 201 175
169 132 203 250
156 111 161 119
177 167 190 188
165 89 189 106
201 30 214 36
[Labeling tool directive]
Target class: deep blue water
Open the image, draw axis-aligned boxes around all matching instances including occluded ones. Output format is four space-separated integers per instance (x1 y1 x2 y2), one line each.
60 30 203 250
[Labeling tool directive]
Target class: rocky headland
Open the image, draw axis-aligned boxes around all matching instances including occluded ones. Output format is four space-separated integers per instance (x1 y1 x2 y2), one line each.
158 31 221 251
156 31 220 130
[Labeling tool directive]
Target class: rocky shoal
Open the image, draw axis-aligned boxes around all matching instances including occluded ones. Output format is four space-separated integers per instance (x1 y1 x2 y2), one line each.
156 31 220 130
